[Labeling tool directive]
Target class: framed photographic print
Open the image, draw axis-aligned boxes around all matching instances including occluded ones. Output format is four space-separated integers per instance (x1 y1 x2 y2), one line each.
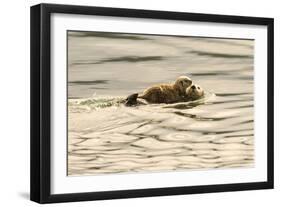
30 3 274 203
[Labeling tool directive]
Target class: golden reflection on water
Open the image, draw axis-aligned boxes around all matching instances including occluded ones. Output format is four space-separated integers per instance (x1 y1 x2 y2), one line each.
67 32 254 176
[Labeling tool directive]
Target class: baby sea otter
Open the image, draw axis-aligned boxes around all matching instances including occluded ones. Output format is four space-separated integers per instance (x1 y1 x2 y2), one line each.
184 84 204 101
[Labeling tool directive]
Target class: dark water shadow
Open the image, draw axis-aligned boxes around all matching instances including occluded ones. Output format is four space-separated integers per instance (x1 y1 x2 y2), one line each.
190 38 254 49
89 87 108 90
69 80 109 86
174 111 237 121
190 72 229 77
227 104 254 110
72 56 165 65
216 92 251 97
69 31 151 40
188 50 253 59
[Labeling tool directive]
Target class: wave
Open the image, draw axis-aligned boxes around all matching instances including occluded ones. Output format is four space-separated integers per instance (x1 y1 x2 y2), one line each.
188 50 253 59
71 56 165 66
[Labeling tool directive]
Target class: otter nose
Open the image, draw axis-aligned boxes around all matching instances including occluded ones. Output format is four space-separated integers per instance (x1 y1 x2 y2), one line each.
191 85 196 90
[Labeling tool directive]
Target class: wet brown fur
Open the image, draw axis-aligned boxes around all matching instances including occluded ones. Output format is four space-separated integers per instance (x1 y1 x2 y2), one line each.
139 83 185 104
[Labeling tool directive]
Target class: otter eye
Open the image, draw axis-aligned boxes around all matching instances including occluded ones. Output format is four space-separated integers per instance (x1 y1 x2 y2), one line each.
198 87 200 89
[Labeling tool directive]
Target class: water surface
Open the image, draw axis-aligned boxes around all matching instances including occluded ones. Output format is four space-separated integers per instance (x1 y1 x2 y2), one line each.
67 31 254 176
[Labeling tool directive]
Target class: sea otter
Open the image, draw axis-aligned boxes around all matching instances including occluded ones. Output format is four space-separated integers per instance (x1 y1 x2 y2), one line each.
125 76 193 106
184 84 204 101
124 81 205 106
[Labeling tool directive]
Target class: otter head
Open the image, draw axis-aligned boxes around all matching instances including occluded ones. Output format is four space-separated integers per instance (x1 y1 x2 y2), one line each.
186 84 204 100
174 76 192 94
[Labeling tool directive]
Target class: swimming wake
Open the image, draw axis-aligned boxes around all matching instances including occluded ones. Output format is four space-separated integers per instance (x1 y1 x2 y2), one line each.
68 92 215 112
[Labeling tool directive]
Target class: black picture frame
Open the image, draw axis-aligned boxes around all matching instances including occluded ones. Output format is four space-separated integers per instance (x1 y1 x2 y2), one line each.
30 3 274 204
